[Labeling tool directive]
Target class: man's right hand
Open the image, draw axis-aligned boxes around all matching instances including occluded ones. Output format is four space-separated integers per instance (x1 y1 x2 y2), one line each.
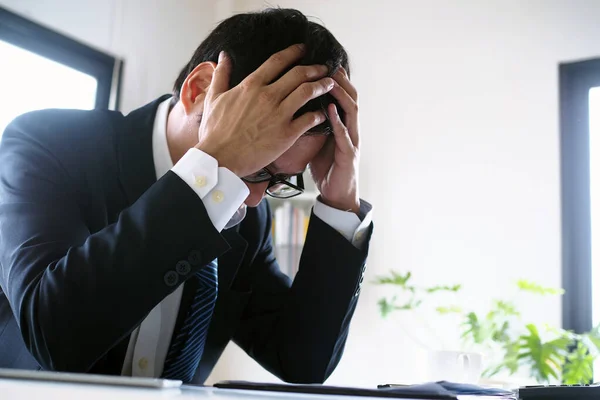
195 44 334 177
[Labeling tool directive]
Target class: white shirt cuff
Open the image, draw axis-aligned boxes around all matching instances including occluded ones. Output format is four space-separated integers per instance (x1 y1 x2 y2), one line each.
313 199 373 249
171 148 249 232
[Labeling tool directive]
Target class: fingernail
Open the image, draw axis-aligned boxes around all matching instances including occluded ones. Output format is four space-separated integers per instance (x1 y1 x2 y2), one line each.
218 51 225 62
331 104 339 115
297 43 306 51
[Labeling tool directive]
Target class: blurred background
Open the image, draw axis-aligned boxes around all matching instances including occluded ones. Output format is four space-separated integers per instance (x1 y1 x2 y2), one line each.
1 0 599 389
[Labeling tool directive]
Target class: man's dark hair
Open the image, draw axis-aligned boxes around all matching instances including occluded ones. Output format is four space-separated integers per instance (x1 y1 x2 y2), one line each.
172 8 349 134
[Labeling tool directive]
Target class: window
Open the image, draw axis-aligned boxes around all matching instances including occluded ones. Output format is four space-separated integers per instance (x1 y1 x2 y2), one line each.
592 87 600 330
0 6 122 136
560 58 600 337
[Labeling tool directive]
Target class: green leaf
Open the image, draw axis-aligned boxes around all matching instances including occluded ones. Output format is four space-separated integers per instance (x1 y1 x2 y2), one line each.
461 312 494 344
516 324 568 383
425 284 462 293
377 294 426 317
516 280 565 296
484 339 523 379
461 312 479 339
491 320 511 343
493 300 521 317
436 306 463 314
378 297 395 318
395 300 419 311
547 336 571 351
502 340 522 374
482 364 505 378
583 325 600 353
373 270 413 287
563 341 594 385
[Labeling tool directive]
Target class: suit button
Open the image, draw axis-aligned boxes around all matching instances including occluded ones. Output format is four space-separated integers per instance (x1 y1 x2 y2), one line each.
176 260 191 275
164 271 179 287
188 250 202 266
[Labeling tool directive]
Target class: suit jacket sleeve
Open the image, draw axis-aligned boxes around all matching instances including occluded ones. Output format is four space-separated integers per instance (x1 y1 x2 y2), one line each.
0 112 231 372
233 200 372 383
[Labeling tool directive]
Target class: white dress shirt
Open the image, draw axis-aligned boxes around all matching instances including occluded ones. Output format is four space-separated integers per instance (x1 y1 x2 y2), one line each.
121 97 373 378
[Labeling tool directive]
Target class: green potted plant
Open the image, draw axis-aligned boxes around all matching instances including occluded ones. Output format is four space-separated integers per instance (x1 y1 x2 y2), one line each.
374 271 600 385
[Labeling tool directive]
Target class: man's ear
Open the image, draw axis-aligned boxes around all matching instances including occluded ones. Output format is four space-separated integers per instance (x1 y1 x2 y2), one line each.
180 61 217 115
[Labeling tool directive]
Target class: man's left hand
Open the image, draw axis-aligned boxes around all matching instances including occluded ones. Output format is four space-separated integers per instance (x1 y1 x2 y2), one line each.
309 67 361 215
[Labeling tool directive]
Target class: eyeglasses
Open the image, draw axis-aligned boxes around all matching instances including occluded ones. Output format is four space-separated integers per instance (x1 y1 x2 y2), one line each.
241 168 305 199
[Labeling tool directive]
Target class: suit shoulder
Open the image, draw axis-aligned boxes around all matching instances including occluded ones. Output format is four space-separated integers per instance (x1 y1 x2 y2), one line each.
3 108 124 144
1 108 126 166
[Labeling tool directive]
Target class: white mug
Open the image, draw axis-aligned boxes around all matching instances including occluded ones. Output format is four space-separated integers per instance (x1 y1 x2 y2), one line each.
427 350 483 384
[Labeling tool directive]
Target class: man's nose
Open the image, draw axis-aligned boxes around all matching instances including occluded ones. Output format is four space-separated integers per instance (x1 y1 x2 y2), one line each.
244 181 269 207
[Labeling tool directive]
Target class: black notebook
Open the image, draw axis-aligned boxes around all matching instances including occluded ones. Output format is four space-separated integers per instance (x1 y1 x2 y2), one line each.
517 384 600 400
214 380 458 400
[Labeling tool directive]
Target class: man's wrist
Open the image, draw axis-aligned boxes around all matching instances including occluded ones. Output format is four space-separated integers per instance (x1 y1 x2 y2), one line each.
194 142 242 177
318 195 360 216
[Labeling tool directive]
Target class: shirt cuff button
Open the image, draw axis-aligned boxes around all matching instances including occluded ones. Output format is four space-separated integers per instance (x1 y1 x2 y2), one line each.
194 175 207 188
212 190 225 203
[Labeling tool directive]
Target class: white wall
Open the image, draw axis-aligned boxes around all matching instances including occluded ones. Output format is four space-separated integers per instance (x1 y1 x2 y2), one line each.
205 0 600 387
0 0 216 113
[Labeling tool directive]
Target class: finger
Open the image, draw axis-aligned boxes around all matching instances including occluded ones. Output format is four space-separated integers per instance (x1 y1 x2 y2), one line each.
330 83 359 146
289 111 327 138
339 66 350 78
269 64 329 100
280 78 335 117
328 103 355 152
309 134 335 179
207 51 232 99
333 68 358 102
246 44 306 86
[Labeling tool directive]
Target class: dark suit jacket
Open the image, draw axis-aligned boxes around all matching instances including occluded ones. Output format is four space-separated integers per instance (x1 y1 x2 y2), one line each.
0 96 371 383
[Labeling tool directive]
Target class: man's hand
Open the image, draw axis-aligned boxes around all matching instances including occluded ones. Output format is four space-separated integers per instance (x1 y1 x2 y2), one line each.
309 67 361 215
195 44 334 178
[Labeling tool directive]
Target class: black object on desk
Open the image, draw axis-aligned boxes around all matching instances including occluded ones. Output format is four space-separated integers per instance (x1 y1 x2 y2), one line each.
380 381 513 397
214 380 457 399
517 384 600 400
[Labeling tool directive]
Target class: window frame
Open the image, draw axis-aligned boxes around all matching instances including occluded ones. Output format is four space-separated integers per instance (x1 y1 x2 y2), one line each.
560 58 600 333
0 6 122 110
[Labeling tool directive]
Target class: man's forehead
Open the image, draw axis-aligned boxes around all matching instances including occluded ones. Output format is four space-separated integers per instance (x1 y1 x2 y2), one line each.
269 135 327 174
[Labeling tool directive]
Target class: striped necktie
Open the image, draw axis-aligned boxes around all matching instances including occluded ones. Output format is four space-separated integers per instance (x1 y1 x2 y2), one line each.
161 259 218 382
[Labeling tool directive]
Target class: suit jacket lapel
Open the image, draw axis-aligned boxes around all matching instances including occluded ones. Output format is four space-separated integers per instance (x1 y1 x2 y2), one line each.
117 95 171 204
219 225 248 290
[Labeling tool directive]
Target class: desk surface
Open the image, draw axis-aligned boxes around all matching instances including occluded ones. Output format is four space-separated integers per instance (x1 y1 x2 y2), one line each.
0 378 380 400
0 377 507 400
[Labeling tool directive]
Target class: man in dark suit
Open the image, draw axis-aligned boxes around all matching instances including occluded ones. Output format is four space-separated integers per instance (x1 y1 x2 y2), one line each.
0 8 372 384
